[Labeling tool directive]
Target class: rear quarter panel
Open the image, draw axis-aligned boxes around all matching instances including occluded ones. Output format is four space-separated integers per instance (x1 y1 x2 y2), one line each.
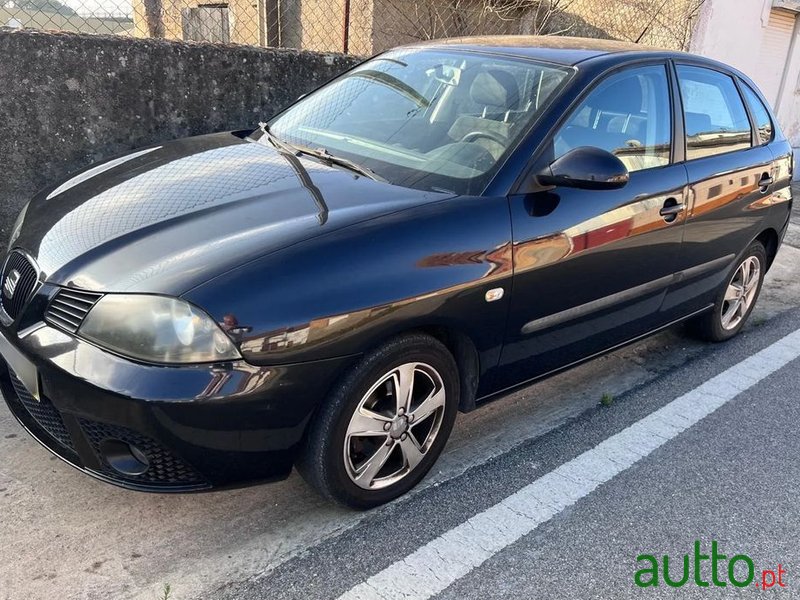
768 138 794 242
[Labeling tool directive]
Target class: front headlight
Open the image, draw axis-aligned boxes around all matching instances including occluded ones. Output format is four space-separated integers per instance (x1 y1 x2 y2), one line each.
78 295 241 364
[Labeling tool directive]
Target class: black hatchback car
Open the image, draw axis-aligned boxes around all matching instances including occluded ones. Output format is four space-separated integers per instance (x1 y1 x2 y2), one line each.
0 37 792 508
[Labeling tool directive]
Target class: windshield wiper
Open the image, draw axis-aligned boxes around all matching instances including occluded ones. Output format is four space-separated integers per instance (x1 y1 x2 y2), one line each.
258 122 298 155
258 123 385 183
298 146 387 183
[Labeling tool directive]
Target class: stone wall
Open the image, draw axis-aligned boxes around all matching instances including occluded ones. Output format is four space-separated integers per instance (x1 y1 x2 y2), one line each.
0 29 359 240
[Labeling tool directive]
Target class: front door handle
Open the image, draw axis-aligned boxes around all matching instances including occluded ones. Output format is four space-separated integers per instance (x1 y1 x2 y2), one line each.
659 198 685 223
758 173 774 193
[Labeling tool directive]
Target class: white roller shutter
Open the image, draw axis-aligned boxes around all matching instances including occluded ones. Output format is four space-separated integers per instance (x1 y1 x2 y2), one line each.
754 8 796 106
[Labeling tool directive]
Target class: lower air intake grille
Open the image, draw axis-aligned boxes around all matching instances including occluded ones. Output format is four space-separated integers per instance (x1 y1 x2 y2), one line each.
0 251 38 321
78 419 205 486
45 288 104 333
8 368 75 451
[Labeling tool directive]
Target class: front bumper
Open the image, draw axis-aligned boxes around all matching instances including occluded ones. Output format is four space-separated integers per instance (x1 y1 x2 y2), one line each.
0 323 357 491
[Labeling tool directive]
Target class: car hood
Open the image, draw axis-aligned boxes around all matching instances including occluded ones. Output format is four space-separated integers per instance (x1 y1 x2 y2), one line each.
14 132 450 295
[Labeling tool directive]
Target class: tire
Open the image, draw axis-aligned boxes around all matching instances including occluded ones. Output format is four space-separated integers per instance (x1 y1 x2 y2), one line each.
296 333 460 509
688 241 766 342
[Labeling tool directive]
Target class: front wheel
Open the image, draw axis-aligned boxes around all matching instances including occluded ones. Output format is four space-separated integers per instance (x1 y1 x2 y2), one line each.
297 333 459 509
688 241 766 342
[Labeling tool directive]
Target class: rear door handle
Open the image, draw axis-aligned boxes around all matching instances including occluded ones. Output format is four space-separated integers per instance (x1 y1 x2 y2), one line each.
759 174 774 192
659 199 685 222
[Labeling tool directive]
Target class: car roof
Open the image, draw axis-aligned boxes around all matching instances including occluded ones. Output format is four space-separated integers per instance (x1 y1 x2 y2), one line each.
402 35 683 66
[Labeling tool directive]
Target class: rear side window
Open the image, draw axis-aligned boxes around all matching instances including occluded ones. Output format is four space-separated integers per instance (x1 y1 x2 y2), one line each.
676 65 752 160
553 65 671 173
740 82 774 145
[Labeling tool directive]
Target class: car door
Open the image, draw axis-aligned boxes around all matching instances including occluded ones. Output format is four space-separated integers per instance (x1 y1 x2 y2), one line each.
660 63 776 321
495 62 689 390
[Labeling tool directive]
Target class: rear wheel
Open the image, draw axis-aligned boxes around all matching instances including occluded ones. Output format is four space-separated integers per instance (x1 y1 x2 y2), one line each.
297 333 459 509
688 241 766 342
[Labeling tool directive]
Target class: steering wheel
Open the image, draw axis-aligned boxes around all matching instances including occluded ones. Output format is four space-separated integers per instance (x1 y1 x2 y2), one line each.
459 130 507 145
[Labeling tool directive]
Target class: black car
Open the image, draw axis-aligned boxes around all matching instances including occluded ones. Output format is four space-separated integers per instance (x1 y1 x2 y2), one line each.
0 36 792 508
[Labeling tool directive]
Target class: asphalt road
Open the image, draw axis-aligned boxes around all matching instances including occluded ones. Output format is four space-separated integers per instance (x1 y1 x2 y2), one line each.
1 202 799 600
221 308 800 600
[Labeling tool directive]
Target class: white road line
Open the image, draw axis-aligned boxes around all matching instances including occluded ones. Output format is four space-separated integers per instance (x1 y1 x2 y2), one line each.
338 328 800 600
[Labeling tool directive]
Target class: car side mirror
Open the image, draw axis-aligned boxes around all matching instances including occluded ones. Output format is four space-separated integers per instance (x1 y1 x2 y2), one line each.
537 146 629 190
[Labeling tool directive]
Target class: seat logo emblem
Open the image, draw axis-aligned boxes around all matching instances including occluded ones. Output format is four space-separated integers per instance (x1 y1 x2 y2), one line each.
3 269 20 299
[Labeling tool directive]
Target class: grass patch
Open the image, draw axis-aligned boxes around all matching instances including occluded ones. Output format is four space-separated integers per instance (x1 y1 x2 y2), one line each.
160 584 172 600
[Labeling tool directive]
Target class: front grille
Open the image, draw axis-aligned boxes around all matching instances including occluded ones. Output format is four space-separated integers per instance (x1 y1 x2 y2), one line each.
0 251 38 321
78 419 206 487
45 288 104 333
8 368 75 451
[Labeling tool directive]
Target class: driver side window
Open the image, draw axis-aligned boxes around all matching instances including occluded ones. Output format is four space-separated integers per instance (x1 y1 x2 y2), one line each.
553 65 672 173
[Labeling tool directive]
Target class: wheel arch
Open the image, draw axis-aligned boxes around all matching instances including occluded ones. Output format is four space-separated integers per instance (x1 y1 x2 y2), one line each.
754 227 780 270
412 325 481 413
296 323 482 456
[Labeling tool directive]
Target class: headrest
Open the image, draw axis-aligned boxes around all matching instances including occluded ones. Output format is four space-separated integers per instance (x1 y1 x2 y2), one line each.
590 75 643 114
470 70 519 109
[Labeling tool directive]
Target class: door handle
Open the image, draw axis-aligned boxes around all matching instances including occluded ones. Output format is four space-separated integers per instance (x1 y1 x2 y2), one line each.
758 173 774 193
659 198 685 222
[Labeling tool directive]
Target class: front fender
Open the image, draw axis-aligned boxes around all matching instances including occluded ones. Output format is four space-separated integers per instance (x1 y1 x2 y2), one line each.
184 195 513 383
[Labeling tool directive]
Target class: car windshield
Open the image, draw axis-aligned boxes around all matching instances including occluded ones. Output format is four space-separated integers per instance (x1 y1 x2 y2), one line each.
267 48 571 195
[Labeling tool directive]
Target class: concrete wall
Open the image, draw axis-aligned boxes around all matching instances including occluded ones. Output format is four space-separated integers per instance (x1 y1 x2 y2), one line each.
689 0 771 84
690 0 800 150
774 30 800 149
369 0 518 54
0 9 133 34
566 0 698 50
132 0 261 45
0 29 359 241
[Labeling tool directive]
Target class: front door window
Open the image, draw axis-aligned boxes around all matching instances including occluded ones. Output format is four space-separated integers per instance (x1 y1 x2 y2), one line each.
553 65 672 172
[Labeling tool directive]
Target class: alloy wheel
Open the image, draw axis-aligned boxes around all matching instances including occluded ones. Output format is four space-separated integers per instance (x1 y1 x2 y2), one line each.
343 362 446 490
720 256 761 330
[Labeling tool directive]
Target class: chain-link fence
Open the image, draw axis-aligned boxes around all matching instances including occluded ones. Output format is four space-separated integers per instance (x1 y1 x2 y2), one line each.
0 0 705 54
